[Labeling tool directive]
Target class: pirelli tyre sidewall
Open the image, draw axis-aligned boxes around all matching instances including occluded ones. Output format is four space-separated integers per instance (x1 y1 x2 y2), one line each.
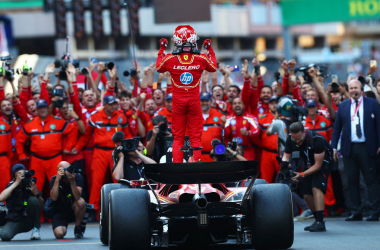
109 189 151 250
250 183 294 250
99 183 124 245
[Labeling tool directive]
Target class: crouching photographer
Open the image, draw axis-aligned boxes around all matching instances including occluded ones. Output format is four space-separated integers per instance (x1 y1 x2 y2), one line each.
146 115 172 162
112 132 157 184
0 164 44 241
280 122 333 232
50 161 86 239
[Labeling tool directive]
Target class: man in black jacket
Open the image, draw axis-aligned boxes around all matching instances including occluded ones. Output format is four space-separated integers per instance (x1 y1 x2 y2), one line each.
0 164 44 241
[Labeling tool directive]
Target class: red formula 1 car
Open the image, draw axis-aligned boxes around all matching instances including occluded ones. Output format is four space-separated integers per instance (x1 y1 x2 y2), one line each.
99 161 294 249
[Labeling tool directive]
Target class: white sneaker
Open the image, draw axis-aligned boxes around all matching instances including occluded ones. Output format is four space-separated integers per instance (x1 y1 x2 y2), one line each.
30 227 41 240
295 209 313 220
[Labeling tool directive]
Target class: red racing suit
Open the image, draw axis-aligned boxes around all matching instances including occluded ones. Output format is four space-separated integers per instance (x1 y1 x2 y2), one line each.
224 112 260 161
156 52 217 162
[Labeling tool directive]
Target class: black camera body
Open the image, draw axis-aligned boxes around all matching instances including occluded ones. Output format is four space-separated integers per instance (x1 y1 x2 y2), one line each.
331 82 340 93
211 138 238 161
274 71 281 82
121 138 140 153
22 170 37 189
290 101 308 122
54 56 70 81
0 56 14 81
52 89 67 108
157 123 168 136
63 165 75 174
105 62 114 70
54 37 74 81
254 65 261 76
123 68 138 78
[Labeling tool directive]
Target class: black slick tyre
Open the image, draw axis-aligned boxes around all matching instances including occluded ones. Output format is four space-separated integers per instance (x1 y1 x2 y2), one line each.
109 189 151 250
99 183 123 245
250 183 294 249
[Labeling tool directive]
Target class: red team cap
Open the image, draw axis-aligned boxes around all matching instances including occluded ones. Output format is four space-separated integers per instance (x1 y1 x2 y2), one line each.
172 25 198 46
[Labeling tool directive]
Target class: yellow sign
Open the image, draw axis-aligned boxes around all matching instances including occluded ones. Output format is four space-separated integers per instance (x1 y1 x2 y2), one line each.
184 55 188 60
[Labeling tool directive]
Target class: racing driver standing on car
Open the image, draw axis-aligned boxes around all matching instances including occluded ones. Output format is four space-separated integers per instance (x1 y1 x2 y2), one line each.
156 25 217 163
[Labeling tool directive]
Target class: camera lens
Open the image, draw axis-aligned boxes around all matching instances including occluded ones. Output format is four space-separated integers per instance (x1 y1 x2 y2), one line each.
107 62 114 69
125 141 134 150
215 144 226 155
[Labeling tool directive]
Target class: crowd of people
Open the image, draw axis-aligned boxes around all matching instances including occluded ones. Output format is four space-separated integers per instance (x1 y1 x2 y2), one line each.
1 49 380 238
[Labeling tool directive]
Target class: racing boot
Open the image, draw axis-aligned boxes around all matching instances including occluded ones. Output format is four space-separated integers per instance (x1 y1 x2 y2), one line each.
309 221 326 232
304 221 317 231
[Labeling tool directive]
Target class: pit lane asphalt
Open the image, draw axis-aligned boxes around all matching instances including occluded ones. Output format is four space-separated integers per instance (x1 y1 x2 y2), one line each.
0 218 379 249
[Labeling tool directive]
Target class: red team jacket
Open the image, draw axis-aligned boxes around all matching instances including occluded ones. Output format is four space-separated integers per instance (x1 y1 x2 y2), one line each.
156 53 217 94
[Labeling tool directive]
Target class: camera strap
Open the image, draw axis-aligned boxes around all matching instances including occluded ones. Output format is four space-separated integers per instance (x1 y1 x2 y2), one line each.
305 131 314 168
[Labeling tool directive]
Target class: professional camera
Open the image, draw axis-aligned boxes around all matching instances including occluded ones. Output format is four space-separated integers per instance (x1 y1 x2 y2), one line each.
274 71 281 82
157 123 168 136
358 76 369 87
63 165 75 174
0 56 14 81
211 138 238 161
290 100 308 122
121 138 140 152
123 68 138 78
295 64 313 83
61 165 76 179
277 158 299 191
16 61 32 76
152 115 169 137
54 36 71 81
331 82 340 93
296 63 329 83
105 62 114 70
254 65 261 76
80 67 89 76
22 170 37 189
52 88 67 108
112 131 141 154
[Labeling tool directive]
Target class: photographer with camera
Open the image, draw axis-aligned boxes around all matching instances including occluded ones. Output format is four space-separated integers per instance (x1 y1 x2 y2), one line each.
146 115 172 162
50 161 86 239
112 139 157 182
16 99 78 194
0 164 44 241
280 122 334 232
210 141 247 162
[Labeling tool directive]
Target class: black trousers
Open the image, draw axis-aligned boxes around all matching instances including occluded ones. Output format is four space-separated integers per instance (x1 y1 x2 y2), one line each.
343 143 380 215
0 196 41 241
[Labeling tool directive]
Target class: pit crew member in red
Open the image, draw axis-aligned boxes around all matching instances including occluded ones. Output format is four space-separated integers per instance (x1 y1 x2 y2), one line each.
16 99 78 193
224 98 260 161
156 25 217 163
72 95 132 212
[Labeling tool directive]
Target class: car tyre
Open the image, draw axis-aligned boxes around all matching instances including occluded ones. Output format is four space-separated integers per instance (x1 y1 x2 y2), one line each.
99 184 124 245
109 189 151 250
250 184 293 249
253 178 268 185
